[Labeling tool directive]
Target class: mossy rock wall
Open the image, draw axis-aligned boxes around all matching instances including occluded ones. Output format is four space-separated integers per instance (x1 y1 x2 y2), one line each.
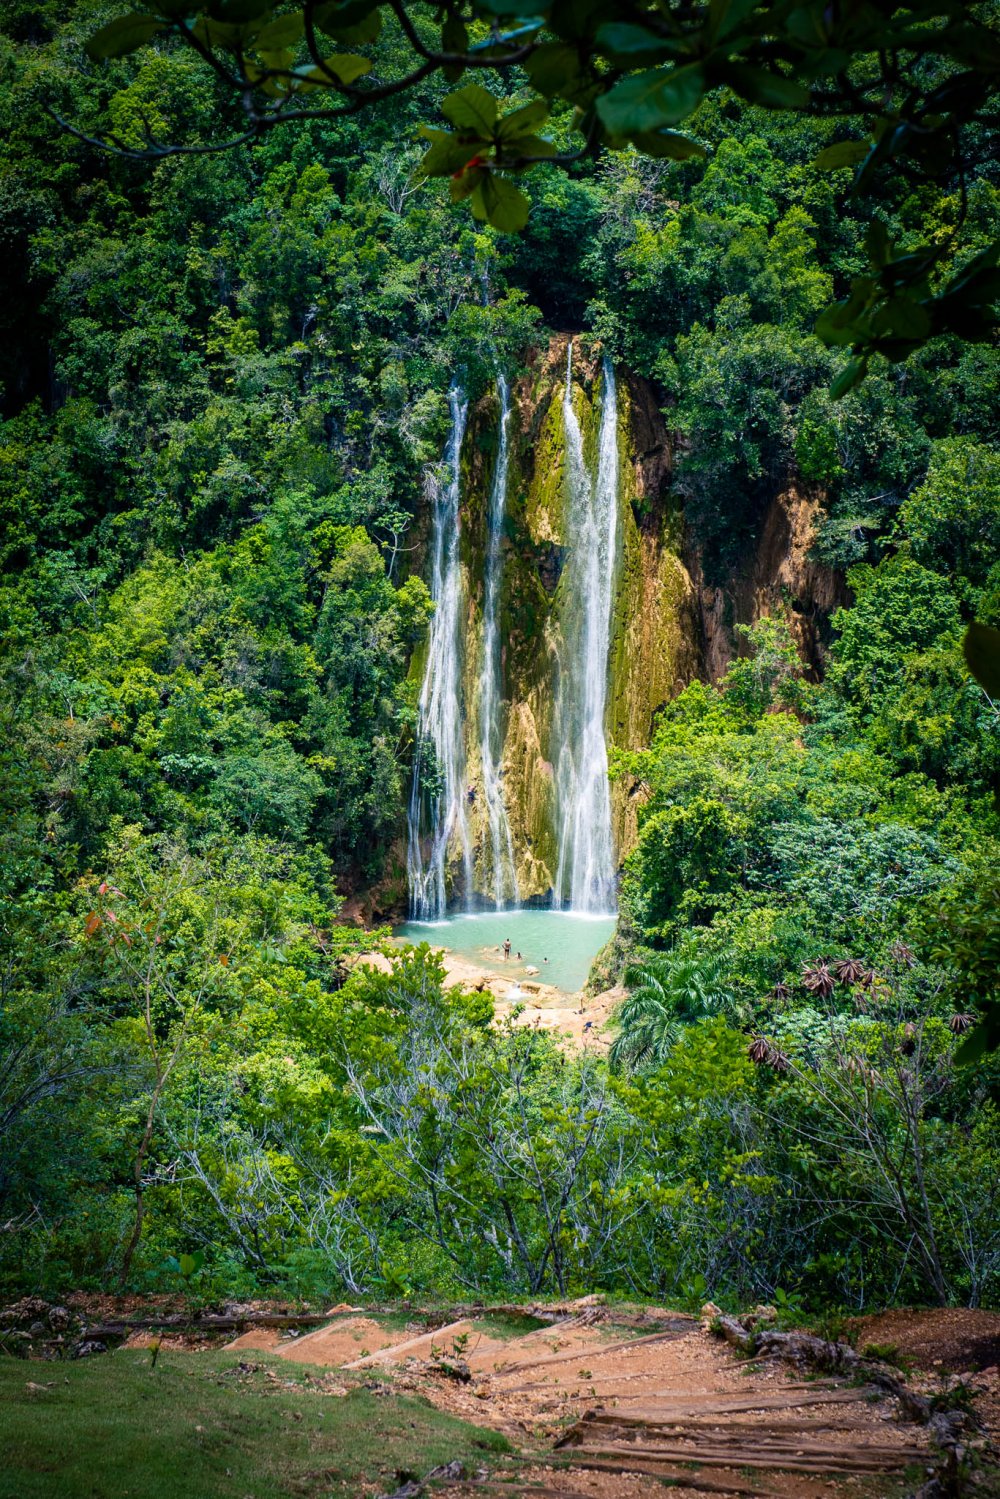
428 336 701 905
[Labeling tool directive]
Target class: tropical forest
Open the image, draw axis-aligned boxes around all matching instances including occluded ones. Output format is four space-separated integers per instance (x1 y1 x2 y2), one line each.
1 3 1000 1496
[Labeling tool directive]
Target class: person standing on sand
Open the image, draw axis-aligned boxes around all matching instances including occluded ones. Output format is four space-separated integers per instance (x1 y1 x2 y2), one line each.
503 938 511 960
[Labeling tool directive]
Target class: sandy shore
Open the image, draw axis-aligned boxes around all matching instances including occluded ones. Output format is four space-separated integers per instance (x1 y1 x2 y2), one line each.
350 944 624 1049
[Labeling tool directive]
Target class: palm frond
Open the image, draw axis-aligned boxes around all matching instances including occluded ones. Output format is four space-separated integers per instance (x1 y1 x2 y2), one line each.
610 949 734 1074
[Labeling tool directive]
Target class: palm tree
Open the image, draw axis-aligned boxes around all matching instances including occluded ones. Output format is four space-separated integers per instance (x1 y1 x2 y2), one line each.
609 952 732 1074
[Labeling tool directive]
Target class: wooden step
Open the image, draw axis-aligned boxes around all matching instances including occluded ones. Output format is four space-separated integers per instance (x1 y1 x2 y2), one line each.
572 1441 925 1475
491 1324 693 1378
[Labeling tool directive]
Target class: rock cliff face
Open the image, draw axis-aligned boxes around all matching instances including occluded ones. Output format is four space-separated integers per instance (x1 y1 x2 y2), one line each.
691 485 847 683
450 336 702 904
374 335 844 919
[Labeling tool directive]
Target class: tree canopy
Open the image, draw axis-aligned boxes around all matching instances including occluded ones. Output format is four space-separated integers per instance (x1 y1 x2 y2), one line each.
67 1 1000 377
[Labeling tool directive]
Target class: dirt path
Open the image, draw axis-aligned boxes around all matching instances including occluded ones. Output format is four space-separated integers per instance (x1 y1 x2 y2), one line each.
225 1304 956 1497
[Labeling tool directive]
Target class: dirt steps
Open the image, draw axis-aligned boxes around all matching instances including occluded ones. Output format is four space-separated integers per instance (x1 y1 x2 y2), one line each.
226 1313 403 1364
470 1313 931 1494
226 1305 934 1496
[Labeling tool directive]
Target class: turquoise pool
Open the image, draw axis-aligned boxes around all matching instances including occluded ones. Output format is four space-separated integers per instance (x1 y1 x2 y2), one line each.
395 908 617 994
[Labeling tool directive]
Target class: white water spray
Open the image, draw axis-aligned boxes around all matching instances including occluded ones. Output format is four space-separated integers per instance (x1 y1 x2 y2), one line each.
406 388 473 918
552 345 619 913
477 373 520 908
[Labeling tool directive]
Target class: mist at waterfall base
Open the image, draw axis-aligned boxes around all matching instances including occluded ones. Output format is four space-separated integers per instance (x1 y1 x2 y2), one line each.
396 909 617 996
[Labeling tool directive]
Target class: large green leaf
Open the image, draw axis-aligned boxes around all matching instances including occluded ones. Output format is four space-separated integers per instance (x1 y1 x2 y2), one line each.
418 127 488 177
865 218 891 268
296 53 371 88
814 139 870 171
711 0 769 42
964 622 1000 699
442 83 500 136
496 98 549 140
525 42 591 101
471 174 530 232
210 0 272 19
783 2 833 46
502 133 556 161
313 0 382 44
594 23 676 62
449 165 485 203
472 0 543 13
626 128 706 160
815 304 863 346
441 13 468 52
193 15 261 48
872 295 931 341
255 12 306 50
830 356 868 398
596 65 705 133
86 13 166 60
718 64 810 109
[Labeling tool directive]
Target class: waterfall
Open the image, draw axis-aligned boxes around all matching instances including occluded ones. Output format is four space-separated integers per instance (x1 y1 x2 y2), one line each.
552 344 620 913
477 373 520 908
406 387 473 918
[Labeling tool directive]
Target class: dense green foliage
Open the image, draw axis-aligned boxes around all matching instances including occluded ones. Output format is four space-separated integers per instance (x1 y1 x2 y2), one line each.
1 4 998 1315
73 1 1000 376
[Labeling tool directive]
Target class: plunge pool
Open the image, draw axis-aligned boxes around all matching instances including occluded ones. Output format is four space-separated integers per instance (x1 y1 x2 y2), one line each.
395 908 617 995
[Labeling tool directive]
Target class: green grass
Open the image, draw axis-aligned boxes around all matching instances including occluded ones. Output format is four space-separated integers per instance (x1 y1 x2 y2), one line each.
0 1349 510 1499
470 1311 550 1339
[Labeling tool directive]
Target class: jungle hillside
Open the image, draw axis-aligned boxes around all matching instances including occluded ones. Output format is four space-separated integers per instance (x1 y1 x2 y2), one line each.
2 4 1000 1496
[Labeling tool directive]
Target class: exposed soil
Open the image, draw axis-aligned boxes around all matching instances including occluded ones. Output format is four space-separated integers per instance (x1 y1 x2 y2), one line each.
212 1301 998 1497
850 1307 1000 1375
228 1315 404 1366
850 1306 1000 1440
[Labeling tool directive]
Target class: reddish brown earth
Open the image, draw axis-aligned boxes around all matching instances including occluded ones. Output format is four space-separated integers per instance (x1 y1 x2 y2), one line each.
212 1301 1000 1498
850 1307 1000 1375
850 1306 1000 1443
33 1295 1000 1495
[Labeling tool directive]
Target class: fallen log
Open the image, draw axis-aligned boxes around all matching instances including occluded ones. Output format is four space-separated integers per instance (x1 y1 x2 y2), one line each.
493 1322 692 1378
571 1442 924 1475
509 1453 775 1496
713 1314 962 1425
82 1312 331 1339
576 1409 882 1433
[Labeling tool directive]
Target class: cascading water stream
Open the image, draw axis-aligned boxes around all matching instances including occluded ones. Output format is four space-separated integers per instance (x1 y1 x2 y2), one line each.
477 373 520 908
552 344 620 913
406 387 473 918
